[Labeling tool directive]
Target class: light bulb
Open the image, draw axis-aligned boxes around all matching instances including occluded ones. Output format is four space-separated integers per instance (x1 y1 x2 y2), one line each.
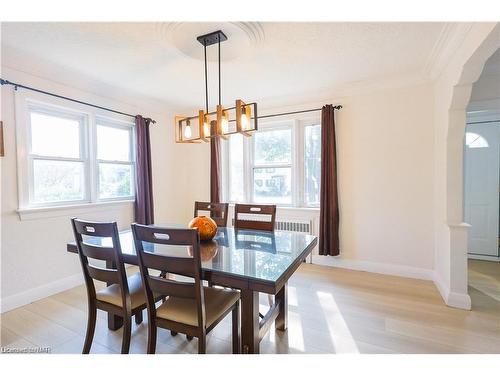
203 121 210 137
241 114 249 130
184 122 192 138
221 117 229 134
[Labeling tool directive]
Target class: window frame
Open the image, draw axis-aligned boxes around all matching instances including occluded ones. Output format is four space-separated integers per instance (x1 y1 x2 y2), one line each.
15 89 136 211
250 120 295 206
302 122 322 208
27 103 90 207
222 114 321 208
94 117 136 202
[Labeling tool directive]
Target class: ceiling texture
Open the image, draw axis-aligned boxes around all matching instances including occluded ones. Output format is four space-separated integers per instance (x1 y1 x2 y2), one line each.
1 22 453 111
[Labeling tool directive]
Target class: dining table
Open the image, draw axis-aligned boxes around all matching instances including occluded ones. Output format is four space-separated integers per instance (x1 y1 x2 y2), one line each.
67 226 317 354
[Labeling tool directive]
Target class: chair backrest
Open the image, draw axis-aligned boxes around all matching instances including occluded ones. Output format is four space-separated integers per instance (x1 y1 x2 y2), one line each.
194 201 229 227
71 218 130 310
131 224 205 329
234 204 277 231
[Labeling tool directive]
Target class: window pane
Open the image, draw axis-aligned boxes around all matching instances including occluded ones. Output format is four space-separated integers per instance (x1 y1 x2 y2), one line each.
97 125 131 161
33 160 84 203
30 112 80 158
253 167 292 204
229 134 245 202
99 163 133 199
254 128 292 164
304 125 321 205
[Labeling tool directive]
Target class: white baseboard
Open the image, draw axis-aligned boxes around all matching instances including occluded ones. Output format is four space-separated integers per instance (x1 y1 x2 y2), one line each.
0 264 137 313
467 254 500 262
433 272 471 310
0 273 83 313
311 255 434 280
310 256 473 310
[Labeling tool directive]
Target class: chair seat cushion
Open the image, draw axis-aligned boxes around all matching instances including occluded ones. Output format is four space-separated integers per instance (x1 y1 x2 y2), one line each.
156 287 240 328
96 273 147 309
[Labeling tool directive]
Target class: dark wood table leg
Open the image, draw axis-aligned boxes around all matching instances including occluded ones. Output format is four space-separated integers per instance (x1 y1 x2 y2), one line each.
106 260 124 331
240 289 260 354
275 282 288 331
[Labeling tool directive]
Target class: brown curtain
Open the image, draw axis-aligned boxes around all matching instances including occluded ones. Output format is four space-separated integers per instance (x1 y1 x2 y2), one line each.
210 121 221 203
319 105 340 256
134 115 154 225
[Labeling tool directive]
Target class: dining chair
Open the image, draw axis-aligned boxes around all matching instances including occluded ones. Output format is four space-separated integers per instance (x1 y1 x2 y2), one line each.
233 204 277 314
194 201 229 227
234 203 277 231
132 223 241 354
71 218 160 354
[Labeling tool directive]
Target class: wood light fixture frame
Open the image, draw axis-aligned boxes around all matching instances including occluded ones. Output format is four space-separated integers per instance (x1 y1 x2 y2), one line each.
174 102 258 143
174 30 257 144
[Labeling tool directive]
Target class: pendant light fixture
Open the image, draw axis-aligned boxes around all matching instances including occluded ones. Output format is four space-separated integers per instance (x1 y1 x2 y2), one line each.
175 30 258 143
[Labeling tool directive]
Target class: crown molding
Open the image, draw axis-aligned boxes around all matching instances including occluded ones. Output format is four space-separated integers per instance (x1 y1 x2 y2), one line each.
423 23 474 82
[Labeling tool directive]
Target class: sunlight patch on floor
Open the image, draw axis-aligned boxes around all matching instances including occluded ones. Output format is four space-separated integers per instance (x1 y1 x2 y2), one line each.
317 291 359 353
267 313 305 352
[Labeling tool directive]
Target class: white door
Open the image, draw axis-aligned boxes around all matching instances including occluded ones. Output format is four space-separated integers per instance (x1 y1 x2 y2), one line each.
464 122 500 258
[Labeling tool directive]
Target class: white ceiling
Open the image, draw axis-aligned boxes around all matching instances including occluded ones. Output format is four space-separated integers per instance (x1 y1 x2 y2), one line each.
1 22 447 110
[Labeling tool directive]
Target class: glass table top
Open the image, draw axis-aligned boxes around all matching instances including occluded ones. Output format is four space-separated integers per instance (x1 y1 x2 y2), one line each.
78 227 317 284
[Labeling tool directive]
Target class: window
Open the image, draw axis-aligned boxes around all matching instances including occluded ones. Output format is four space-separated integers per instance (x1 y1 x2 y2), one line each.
304 124 321 205
465 132 489 148
253 127 293 204
17 94 135 210
29 109 86 204
223 118 321 207
96 122 134 200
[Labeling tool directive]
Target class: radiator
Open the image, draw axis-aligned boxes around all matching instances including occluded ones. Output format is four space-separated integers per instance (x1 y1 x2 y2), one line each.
275 219 313 234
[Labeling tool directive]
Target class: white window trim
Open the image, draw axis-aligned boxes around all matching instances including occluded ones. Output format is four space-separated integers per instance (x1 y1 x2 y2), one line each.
249 120 295 206
222 113 321 208
25 103 90 208
94 117 136 202
15 88 136 215
302 120 322 208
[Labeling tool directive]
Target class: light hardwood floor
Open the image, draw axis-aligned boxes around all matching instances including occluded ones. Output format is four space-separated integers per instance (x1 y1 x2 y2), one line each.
1 262 499 354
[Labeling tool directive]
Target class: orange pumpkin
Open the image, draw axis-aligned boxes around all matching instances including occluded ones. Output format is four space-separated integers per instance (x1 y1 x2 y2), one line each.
188 216 218 241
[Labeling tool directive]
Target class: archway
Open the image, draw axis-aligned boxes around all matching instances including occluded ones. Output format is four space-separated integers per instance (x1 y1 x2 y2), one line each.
442 24 500 309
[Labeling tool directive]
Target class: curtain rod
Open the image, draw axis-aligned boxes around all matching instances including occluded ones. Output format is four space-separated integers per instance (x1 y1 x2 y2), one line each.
0 78 156 124
224 104 343 123
257 105 342 120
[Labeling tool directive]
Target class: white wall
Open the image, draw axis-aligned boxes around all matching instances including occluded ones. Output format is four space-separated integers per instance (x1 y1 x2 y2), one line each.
327 84 435 278
0 65 209 312
223 83 436 280
469 49 500 104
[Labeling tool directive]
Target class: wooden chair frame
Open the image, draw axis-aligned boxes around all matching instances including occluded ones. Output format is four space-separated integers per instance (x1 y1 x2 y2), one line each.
132 224 240 354
194 201 229 227
234 204 277 231
71 218 153 354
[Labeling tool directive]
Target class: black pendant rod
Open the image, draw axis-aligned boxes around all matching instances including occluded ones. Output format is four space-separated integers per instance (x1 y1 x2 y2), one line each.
218 37 221 106
204 44 209 113
0 78 156 123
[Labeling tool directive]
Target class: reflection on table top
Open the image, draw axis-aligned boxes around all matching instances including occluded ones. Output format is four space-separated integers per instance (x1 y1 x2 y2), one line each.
69 227 317 284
